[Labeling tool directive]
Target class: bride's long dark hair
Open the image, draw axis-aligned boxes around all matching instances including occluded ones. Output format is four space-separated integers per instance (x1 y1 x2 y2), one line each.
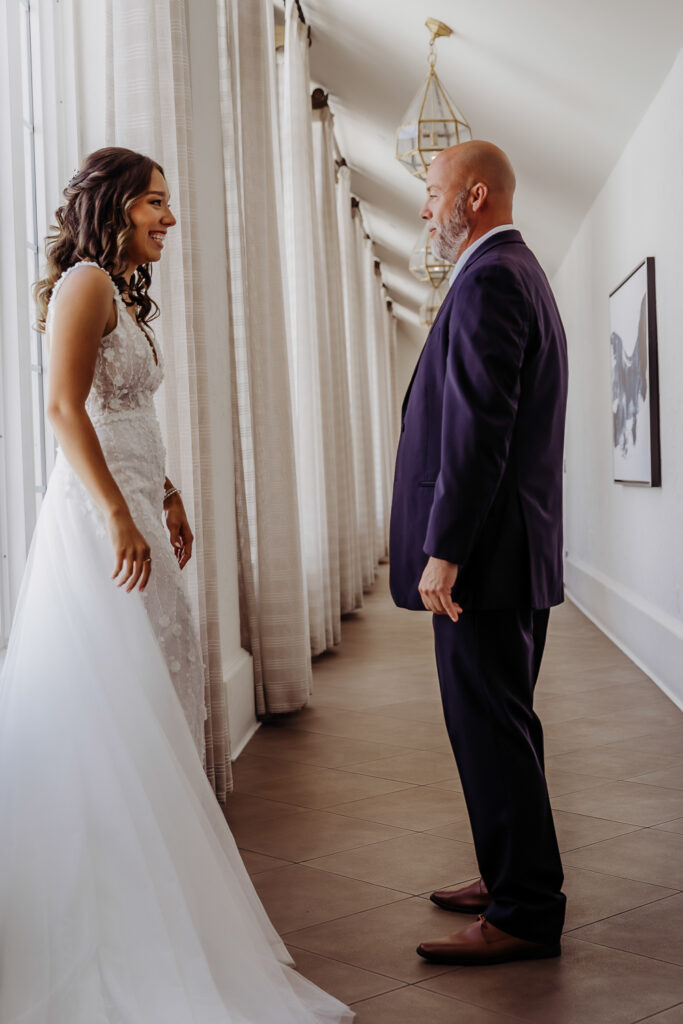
34 147 165 333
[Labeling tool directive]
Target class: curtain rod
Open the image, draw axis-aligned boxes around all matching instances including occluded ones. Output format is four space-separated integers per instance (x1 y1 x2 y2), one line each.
310 89 344 166
304 65 392 313
281 1 309 43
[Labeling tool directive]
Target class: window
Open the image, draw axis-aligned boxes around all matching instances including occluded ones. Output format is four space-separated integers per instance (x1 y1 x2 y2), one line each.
0 0 59 647
0 350 8 650
20 0 54 518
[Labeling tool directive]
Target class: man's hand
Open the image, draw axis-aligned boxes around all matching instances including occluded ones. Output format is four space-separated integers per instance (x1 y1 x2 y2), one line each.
418 557 462 621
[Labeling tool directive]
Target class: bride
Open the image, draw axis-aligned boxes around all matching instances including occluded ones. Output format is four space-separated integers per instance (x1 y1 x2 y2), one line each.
0 146 353 1024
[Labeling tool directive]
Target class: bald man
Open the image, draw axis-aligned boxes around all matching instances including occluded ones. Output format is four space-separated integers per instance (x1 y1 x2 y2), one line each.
389 141 568 965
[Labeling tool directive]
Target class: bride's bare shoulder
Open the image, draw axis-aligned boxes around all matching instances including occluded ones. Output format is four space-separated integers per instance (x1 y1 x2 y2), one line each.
51 263 117 338
53 262 114 305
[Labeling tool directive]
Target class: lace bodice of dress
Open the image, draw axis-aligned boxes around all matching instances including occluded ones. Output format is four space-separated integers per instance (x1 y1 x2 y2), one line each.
47 261 164 421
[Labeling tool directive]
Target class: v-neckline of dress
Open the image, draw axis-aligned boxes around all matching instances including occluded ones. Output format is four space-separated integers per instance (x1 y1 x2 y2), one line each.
76 260 159 367
113 279 159 367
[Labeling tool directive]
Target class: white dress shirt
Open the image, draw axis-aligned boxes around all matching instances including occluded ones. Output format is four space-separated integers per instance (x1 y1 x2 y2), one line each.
447 223 516 287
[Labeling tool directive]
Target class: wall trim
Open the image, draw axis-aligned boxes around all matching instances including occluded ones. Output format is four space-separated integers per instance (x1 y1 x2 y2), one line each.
565 556 683 711
231 719 260 761
223 648 258 758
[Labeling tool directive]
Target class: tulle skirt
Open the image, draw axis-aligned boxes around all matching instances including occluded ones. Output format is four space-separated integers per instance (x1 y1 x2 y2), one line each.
0 476 353 1023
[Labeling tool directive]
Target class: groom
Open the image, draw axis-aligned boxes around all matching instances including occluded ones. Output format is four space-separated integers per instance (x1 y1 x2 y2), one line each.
390 141 568 965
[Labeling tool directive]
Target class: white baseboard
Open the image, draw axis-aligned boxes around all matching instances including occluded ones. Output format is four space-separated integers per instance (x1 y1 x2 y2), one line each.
565 556 683 711
222 648 258 758
231 718 260 760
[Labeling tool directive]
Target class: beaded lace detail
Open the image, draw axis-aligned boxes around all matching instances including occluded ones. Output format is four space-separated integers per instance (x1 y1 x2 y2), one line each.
46 262 206 757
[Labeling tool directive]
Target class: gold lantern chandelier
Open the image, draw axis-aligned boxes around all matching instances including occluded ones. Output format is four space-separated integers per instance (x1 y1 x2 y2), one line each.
409 222 452 288
396 18 472 180
420 278 450 328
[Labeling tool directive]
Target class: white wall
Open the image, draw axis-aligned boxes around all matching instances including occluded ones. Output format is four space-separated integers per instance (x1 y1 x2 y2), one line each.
552 47 683 707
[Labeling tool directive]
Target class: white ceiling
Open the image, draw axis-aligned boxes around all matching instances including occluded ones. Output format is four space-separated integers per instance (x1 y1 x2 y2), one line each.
294 0 683 329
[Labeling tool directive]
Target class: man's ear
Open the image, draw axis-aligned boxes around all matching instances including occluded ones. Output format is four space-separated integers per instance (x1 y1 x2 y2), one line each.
470 182 488 212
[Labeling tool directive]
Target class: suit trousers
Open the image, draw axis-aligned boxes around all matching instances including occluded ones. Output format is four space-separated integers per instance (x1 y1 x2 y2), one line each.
432 607 566 944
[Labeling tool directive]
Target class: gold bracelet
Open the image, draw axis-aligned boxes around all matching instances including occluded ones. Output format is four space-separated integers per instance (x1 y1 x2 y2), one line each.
164 485 180 502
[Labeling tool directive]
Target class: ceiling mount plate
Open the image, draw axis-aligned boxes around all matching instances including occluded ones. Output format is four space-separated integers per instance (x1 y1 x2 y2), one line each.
425 18 453 40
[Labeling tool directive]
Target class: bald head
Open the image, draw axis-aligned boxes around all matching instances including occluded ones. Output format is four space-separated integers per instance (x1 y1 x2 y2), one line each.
421 140 516 262
431 141 516 203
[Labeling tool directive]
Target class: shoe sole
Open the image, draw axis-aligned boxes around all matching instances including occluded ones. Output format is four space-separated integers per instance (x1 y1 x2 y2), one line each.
429 894 491 915
416 944 561 966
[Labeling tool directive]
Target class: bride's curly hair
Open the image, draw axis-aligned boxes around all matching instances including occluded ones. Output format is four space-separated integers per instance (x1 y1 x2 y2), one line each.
34 147 166 333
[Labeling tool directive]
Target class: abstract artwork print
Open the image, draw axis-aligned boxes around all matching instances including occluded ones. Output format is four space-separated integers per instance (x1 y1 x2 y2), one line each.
609 258 661 486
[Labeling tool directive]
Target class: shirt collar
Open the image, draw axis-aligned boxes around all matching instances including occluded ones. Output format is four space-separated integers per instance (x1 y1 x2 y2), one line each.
447 224 516 287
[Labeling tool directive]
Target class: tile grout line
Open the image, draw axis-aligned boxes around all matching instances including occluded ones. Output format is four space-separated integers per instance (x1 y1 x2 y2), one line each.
293 856 477 898
236 828 447 864
564 890 683 933
628 1000 683 1023
346 987 529 1023
566 930 683 970
285 943 412 988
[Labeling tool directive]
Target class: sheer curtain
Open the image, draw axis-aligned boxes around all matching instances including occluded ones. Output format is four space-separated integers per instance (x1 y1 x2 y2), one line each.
336 170 377 590
311 103 363 616
360 239 389 561
385 303 400 462
104 0 232 795
354 229 384 564
216 0 313 713
280 0 339 655
372 265 396 558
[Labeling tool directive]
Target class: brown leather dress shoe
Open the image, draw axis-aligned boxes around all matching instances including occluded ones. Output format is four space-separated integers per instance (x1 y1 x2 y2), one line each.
430 877 490 914
417 915 561 965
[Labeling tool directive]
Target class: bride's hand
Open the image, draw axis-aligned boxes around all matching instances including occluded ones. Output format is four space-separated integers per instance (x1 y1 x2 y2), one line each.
108 508 152 592
164 493 194 569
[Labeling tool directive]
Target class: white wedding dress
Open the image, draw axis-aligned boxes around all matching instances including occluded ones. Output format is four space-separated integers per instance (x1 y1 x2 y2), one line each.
0 262 353 1024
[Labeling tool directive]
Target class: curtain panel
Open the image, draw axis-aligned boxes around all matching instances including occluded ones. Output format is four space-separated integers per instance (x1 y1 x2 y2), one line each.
311 105 363 617
216 0 313 714
362 239 390 562
372 261 396 559
104 0 232 796
280 0 340 656
335 169 377 590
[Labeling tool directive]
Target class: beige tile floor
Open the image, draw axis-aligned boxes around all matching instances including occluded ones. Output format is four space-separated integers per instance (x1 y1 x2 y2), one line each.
223 565 683 1023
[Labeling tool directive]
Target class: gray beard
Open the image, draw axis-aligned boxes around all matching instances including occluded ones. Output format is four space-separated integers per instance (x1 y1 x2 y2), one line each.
431 189 469 263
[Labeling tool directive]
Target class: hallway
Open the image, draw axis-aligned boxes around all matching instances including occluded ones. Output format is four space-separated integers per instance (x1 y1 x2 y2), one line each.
224 566 683 1022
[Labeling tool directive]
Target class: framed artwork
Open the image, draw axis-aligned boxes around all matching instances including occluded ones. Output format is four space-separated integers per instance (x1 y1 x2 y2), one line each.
609 257 661 486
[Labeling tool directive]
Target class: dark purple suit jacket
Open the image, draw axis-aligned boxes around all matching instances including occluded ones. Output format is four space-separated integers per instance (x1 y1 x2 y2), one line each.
389 229 568 611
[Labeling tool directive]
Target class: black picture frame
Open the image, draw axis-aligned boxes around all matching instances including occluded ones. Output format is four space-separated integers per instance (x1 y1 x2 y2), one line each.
609 257 661 487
